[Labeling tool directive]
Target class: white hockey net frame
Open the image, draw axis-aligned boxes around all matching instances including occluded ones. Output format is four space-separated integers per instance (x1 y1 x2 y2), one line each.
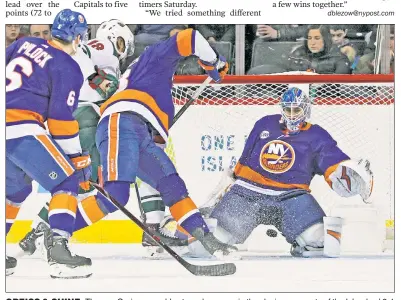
171 73 394 254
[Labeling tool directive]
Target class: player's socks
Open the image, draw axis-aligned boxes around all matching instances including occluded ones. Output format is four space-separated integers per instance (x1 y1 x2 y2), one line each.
6 185 31 235
44 177 92 279
169 197 210 235
74 195 108 231
74 181 130 232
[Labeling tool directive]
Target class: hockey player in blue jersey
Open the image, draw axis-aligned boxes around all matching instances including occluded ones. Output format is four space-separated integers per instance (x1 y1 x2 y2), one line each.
186 87 374 258
6 9 92 278
32 28 236 260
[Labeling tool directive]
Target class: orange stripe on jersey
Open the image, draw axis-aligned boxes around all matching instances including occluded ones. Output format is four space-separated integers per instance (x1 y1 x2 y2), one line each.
108 114 119 181
47 118 79 137
176 29 193 57
49 193 78 214
98 166 104 187
80 195 106 223
170 197 198 222
6 202 20 220
6 109 44 124
35 135 75 176
100 89 169 132
234 163 311 191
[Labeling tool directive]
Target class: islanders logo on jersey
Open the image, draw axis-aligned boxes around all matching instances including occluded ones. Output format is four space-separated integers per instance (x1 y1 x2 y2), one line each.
259 140 295 174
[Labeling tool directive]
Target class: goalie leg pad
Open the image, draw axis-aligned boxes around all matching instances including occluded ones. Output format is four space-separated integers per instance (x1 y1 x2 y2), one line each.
210 184 262 244
278 192 325 244
323 216 343 258
291 222 324 258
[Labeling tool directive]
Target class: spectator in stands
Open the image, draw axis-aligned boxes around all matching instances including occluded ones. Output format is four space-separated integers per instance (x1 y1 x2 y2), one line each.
330 25 358 64
29 24 51 40
254 25 307 41
193 25 235 44
286 25 351 74
354 25 394 74
134 25 188 45
363 25 378 55
343 25 374 40
6 25 20 47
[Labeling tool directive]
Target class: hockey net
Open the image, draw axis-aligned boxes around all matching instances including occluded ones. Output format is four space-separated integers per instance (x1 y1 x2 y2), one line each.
170 73 394 254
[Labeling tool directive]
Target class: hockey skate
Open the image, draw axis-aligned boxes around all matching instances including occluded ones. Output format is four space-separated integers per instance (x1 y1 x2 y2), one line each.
18 222 49 259
6 256 17 276
191 228 238 257
142 222 189 257
45 233 92 279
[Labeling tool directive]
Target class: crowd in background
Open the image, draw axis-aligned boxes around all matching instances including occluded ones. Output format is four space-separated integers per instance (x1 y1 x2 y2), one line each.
6 24 394 75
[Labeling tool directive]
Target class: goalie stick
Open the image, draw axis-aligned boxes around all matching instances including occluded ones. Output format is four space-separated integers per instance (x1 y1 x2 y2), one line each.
90 181 236 276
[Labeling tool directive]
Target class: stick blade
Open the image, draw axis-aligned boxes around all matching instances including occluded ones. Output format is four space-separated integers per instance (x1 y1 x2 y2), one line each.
186 262 236 276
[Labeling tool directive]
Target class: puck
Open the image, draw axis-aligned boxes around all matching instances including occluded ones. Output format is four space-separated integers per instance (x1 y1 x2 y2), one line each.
266 229 278 237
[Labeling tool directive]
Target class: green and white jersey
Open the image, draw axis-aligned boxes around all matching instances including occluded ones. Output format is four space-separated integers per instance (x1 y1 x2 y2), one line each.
74 38 121 107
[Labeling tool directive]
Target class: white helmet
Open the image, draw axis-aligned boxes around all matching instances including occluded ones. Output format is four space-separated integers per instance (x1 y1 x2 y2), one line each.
96 19 134 60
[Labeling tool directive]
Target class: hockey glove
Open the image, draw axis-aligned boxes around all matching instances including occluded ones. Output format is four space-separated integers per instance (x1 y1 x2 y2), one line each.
69 151 92 191
198 54 229 83
88 66 119 99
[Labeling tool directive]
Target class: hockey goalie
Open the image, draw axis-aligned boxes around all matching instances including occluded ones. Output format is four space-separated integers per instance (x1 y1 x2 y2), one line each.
165 86 374 258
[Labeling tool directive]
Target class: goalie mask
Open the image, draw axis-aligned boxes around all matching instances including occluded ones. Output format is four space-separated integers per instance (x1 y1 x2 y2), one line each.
96 19 134 61
280 87 311 134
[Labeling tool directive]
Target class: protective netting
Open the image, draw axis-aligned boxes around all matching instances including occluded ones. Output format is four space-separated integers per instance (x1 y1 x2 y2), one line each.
170 74 394 253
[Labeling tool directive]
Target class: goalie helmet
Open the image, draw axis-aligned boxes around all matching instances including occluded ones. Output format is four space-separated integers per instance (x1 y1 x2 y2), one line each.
96 19 134 61
280 87 311 134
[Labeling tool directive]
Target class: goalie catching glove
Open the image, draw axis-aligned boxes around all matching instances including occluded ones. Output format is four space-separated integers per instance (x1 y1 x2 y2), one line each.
88 66 119 99
69 151 92 191
328 159 374 203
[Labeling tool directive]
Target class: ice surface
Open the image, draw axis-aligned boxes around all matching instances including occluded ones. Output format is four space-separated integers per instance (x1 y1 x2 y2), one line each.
6 244 394 293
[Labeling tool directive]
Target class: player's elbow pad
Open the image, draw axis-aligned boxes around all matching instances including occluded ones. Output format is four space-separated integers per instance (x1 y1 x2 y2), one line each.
328 159 374 203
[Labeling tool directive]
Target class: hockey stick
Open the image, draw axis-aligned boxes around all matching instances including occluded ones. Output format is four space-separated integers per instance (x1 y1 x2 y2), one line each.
172 76 213 125
90 181 236 276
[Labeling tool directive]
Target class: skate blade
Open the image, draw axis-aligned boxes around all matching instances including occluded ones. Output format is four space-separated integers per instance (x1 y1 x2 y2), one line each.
6 268 15 276
50 264 92 279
